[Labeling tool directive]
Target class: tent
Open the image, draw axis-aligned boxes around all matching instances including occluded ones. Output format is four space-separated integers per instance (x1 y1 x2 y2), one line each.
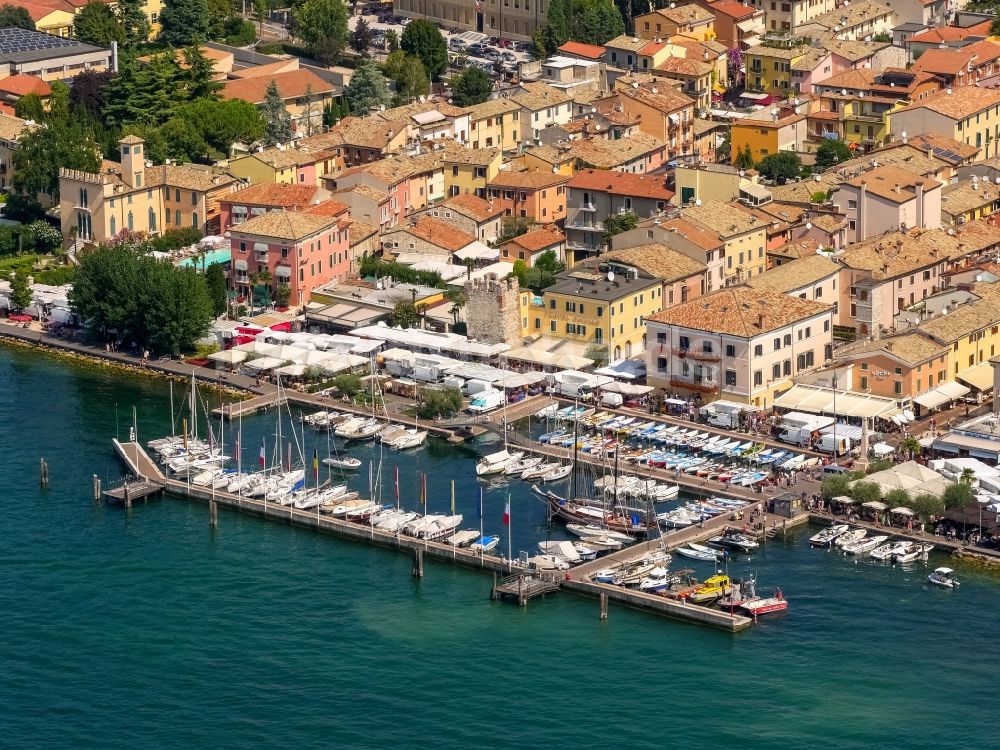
862 501 888 510
242 356 286 372
276 363 307 377
850 460 952 497
890 507 915 516
872 442 895 456
209 349 249 365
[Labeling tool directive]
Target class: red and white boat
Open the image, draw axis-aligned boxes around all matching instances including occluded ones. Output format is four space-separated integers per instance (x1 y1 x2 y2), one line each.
740 588 788 616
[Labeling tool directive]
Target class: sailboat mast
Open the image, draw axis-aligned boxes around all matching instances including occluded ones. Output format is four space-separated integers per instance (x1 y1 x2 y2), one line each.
169 380 175 437
570 407 579 500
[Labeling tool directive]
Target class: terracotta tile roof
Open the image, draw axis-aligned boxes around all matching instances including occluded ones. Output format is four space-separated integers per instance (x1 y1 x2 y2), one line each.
657 217 724 251
348 184 390 204
918 283 1000 343
837 233 937 279
396 217 476 252
913 48 978 77
639 41 668 56
842 164 941 204
568 168 673 200
386 99 468 119
683 201 764 238
647 287 831 336
837 332 947 366
769 172 842 203
222 70 335 105
557 41 606 60
791 48 829 72
810 213 847 234
670 37 727 59
434 140 500 166
223 183 323 208
619 84 695 113
512 81 572 110
647 5 714 25
229 59 299 79
655 55 713 77
233 210 337 241
756 201 807 225
601 244 706 282
747 45 811 61
961 39 1000 65
145 164 239 193
941 180 1000 216
605 35 650 53
734 111 806 129
302 199 350 218
346 219 377 245
338 152 439 185
895 85 1000 120
443 193 504 221
462 97 520 119
769 238 822 260
906 133 980 162
530 132 665 170
800 0 893 30
908 21 991 44
505 225 565 253
249 146 313 169
0 112 32 141
823 38 892 63
709 1 758 19
489 170 568 190
745 254 840 294
834 144 946 179
0 74 50 97
312 115 405 151
915 220 1000 259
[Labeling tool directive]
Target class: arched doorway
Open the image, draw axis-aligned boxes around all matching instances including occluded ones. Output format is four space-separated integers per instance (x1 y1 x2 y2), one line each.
613 345 622 360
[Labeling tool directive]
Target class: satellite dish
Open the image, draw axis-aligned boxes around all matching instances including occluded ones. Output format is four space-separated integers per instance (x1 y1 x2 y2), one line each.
806 222 812 230
607 271 615 282
695 199 702 206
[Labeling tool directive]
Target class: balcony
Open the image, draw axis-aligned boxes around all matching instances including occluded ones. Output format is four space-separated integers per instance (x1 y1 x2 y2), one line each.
670 377 720 393
578 202 597 212
565 219 604 232
850 111 885 124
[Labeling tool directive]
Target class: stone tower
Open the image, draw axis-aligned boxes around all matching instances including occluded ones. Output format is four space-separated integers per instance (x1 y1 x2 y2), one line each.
464 273 522 347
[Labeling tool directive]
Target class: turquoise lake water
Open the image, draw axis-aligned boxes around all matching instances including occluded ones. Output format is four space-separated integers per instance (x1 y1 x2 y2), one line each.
2 344 999 749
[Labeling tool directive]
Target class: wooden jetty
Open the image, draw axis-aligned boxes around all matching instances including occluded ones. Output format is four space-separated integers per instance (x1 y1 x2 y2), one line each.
103 479 163 504
213 393 286 419
492 573 561 605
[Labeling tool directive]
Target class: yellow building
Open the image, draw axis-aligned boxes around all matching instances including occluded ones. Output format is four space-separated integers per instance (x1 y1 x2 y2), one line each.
731 111 807 162
438 142 501 199
464 98 521 153
521 265 664 361
918 283 1000 384
890 86 1000 160
683 202 768 285
522 144 576 176
634 7 716 42
746 45 810 96
227 148 310 185
25 5 75 37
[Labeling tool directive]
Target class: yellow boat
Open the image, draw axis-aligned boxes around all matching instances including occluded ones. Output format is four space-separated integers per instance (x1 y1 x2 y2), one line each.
688 574 731 604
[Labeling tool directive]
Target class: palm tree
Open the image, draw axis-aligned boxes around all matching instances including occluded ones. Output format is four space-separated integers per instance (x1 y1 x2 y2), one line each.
960 468 976 486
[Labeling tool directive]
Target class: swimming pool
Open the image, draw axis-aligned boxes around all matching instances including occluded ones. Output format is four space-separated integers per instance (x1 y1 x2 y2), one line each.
179 248 232 268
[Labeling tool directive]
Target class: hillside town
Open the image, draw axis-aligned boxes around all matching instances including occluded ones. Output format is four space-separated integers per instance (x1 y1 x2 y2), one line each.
3 0 1000 485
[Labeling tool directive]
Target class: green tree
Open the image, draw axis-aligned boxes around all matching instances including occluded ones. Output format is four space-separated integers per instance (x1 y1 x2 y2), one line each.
810 190 828 204
73 1 123 46
29 221 62 253
603 211 638 244
205 262 228 316
103 53 149 127
350 16 373 55
821 474 851 499
899 435 921 460
159 0 212 46
382 51 429 103
872 31 892 42
180 98 264 156
960 467 976 486
545 0 570 47
849 480 882 504
385 28 399 52
346 57 392 115
69 71 114 120
941 482 972 509
332 373 363 398
909 493 945 521
261 79 293 146
498 216 531 243
391 301 420 328
734 143 755 170
758 151 802 185
274 282 291 307
401 19 447 81
253 0 268 35
884 488 911 510
0 4 34 30
292 0 349 65
117 0 150 46
14 94 43 122
815 138 852 170
13 121 100 204
159 117 208 162
417 385 463 419
8 272 32 312
183 43 223 100
450 65 492 106
535 249 564 275
143 261 215 354
46 80 70 125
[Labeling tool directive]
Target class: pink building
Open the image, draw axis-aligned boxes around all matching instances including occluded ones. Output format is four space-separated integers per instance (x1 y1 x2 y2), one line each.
833 165 942 243
218 183 334 231
229 210 350 307
326 154 443 229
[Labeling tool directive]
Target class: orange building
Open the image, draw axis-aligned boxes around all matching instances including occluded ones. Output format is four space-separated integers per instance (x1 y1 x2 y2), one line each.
835 333 950 400
487 171 568 224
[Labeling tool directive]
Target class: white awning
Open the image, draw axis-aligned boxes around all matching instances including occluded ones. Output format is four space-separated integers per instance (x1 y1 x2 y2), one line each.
938 380 972 399
933 433 1000 461
275 265 291 278
208 349 248 364
890 507 915 516
242 356 286 372
736 18 764 33
862 501 887 510
668 113 680 124
773 384 903 419
914 389 951 410
957 363 994 391
234 259 248 271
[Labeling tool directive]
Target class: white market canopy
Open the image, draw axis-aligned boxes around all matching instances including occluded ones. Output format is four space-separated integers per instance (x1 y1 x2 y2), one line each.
601 381 654 396
209 349 249 365
320 354 368 374
957 362 994 392
851 460 953 497
353 323 510 359
276 363 307 377
890 507 915 516
862 501 888 510
501 371 547 389
504 346 592 371
913 380 970 410
594 358 646 380
872 442 895 456
774 384 904 419
242 356 286 372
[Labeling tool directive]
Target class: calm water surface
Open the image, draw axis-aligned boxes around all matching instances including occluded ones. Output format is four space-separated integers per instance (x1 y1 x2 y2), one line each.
1 345 998 749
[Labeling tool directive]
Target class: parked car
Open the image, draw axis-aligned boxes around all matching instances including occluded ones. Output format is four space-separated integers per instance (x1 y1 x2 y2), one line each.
466 43 488 57
449 37 468 50
497 38 513 49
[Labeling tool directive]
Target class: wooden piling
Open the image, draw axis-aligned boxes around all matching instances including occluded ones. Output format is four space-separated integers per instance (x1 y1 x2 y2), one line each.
124 482 131 509
209 498 218 528
92 474 101 502
518 575 526 607
412 547 424 578
39 458 48 488
599 592 609 620
490 571 498 600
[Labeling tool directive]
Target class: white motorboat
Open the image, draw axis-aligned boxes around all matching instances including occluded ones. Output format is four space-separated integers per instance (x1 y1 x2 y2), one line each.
676 542 719 562
404 514 443 536
191 467 224 486
470 535 500 553
334 417 365 438
389 429 427 450
892 542 934 563
540 464 572 482
349 419 383 440
304 411 330 427
377 424 406 444
421 515 463 540
572 542 598 561
476 449 523 476
870 540 906 561
324 498 373 517
564 524 633 543
375 511 418 532
344 500 381 522
809 524 849 546
212 471 240 489
521 461 559 480
446 530 480 547
928 566 960 588
322 455 362 470
638 567 671 593
505 456 542 475
842 534 888 555
579 535 624 552
537 540 582 564
833 528 867 548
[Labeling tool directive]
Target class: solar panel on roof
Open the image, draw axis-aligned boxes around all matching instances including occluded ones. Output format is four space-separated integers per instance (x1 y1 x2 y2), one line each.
0 27 84 55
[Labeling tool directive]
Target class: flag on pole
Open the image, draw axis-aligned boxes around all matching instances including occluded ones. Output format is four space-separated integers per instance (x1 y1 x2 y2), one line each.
450 480 455 514
394 465 399 500
258 437 266 467
312 448 319 479
502 498 510 525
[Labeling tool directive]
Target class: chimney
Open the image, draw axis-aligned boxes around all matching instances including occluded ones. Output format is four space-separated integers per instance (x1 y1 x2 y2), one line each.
757 313 765 329
885 341 893 351
894 183 901 193
915 179 924 228
926 145 933 160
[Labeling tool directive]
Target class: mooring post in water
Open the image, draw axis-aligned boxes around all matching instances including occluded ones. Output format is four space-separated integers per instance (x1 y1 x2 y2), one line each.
92 474 101 502
124 482 132 509
491 571 497 600
39 458 48 488
412 548 424 578
209 498 218 528
518 575 526 607
600 592 609 620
